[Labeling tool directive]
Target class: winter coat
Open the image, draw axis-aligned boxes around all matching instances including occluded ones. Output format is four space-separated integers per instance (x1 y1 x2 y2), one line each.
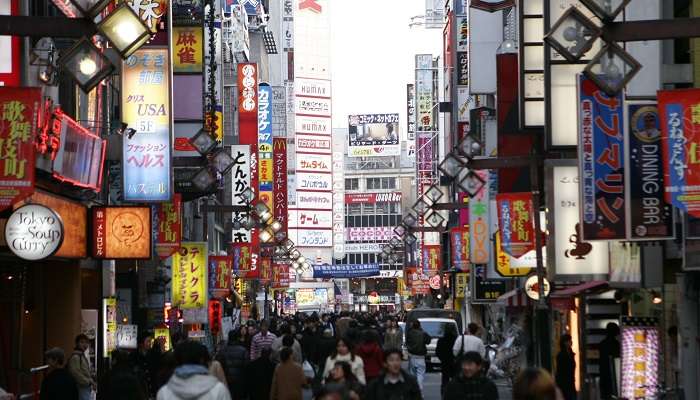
269 336 303 364
156 366 231 400
216 343 248 391
322 353 366 385
40 368 79 400
383 329 403 351
270 361 306 400
405 328 430 356
443 374 498 400
67 350 93 388
355 342 384 381
364 370 422 400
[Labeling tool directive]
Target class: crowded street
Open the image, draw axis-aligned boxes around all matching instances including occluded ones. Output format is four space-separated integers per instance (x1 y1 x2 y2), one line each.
2 0 700 399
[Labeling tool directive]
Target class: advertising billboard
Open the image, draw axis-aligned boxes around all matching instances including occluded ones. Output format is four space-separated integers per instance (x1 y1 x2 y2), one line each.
347 113 400 157
237 63 258 145
173 26 203 73
122 48 172 202
297 192 333 209
172 242 208 308
296 153 332 173
288 210 333 229
92 206 152 259
296 135 332 153
155 193 182 259
230 145 252 243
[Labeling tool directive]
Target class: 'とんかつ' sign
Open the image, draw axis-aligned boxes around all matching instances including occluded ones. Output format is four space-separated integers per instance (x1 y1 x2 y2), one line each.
172 242 208 309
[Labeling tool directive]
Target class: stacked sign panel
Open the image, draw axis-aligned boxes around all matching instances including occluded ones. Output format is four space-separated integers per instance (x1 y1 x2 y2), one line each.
347 113 401 157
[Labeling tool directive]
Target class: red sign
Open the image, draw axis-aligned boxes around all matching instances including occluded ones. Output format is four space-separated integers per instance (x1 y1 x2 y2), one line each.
272 263 290 288
496 192 536 258
421 244 441 276
458 192 469 226
249 144 260 279
156 193 182 259
0 87 39 211
208 299 222 337
299 0 321 12
259 257 272 285
273 138 288 233
408 268 431 295
237 63 258 145
344 192 402 204
232 243 254 278
208 255 232 297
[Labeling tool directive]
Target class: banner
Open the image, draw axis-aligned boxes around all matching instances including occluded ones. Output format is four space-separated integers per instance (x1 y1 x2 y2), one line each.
237 63 258 145
455 273 468 298
578 74 626 239
0 87 39 211
231 145 252 243
470 170 490 263
626 102 673 239
422 245 441 276
172 242 208 309
232 242 254 278
122 48 172 202
156 193 181 259
173 26 203 72
208 299 222 337
620 317 660 400
92 206 152 259
332 150 345 260
272 263 290 288
273 138 288 232
457 52 469 86
208 255 232 298
154 327 171 352
450 227 470 271
103 297 117 357
659 88 700 217
259 257 272 285
258 83 273 211
312 263 380 279
496 192 536 258
407 84 416 139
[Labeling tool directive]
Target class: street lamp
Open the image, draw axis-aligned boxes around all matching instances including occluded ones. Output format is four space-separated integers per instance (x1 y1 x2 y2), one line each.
456 169 486 197
190 128 218 155
210 149 236 174
69 0 111 18
579 0 630 22
96 2 151 59
438 152 466 179
191 168 216 191
425 210 446 228
583 42 641 96
412 197 431 215
403 212 418 228
425 184 444 203
456 134 483 160
58 38 114 93
543 7 602 62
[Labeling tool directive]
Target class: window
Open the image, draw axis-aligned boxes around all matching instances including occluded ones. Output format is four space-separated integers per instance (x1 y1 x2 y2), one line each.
345 178 359 190
366 177 396 190
348 204 361 215
390 203 401 214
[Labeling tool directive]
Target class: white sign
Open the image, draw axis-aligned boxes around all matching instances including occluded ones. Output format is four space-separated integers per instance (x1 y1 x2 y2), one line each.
296 153 332 173
343 243 382 253
524 275 550 300
296 135 332 153
230 145 252 243
346 227 394 242
458 86 471 122
295 97 332 117
288 210 332 229
116 324 138 349
332 150 345 259
295 229 333 247
348 145 401 157
296 78 331 98
5 204 64 261
295 116 332 135
297 172 332 191
240 64 257 112
297 192 333 209
548 163 609 277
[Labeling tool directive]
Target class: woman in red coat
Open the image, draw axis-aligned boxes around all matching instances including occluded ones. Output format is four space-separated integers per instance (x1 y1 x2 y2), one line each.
354 330 385 384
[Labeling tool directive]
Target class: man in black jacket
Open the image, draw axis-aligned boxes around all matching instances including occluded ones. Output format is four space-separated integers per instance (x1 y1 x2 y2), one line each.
366 349 422 400
405 320 431 392
41 348 79 400
444 352 498 400
216 329 249 400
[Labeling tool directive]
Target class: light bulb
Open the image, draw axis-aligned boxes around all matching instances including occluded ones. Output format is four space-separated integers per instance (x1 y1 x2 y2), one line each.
79 57 97 76
115 21 139 44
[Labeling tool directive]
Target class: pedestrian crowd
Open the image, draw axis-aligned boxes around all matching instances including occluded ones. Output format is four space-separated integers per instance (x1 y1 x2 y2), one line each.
4 311 576 400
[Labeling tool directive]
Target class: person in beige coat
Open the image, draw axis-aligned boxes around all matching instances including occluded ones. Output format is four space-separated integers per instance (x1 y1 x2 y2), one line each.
66 334 94 400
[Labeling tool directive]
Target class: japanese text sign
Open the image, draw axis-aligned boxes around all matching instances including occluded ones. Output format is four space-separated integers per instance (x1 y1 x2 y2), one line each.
272 263 290 288
208 299 222 337
450 227 470 271
230 145 252 243
469 170 490 264
92 206 152 259
122 48 172 202
172 242 208 309
173 27 203 73
208 255 232 297
496 192 535 258
0 87 39 211
238 63 258 145
312 263 380 279
156 193 181 259
232 242 256 279
578 74 626 239
116 324 138 349
258 83 273 209
422 244 441 276
273 138 288 232
659 88 700 217
103 297 117 357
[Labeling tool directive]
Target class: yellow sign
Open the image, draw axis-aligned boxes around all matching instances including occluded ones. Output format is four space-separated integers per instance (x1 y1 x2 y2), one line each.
173 26 203 73
455 273 468 298
172 242 208 309
103 298 117 357
495 231 532 277
154 327 172 352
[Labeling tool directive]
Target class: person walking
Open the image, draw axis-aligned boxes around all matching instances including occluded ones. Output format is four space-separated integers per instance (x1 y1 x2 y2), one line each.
271 330 303 364
365 349 422 400
513 368 562 400
250 320 277 361
40 348 78 400
405 320 430 392
216 329 248 400
383 319 402 352
99 349 147 400
246 348 276 400
270 348 307 400
156 341 230 400
321 338 366 385
436 323 459 395
322 361 364 400
67 334 95 400
355 330 384 384
452 322 486 359
555 334 577 400
443 352 499 400
599 323 620 400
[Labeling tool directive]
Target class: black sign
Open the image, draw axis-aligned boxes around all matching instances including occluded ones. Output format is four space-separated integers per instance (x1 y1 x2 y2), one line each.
626 103 673 239
472 265 507 303
457 52 469 86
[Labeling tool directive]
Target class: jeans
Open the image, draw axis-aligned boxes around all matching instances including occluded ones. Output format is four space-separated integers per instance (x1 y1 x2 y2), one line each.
78 385 91 400
408 355 426 392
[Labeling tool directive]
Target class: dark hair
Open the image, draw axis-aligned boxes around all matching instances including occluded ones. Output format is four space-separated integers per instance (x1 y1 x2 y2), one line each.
330 361 357 382
332 338 355 362
75 334 89 346
383 348 403 361
513 368 557 400
459 351 483 365
45 347 65 365
282 334 295 347
445 323 458 337
467 322 479 335
411 320 421 329
606 322 620 337
362 329 380 345
280 347 294 362
228 329 240 345
174 340 210 367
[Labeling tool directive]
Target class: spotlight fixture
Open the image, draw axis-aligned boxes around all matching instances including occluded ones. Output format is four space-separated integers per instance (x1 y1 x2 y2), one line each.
425 184 444 203
190 128 218 155
210 149 236 174
191 168 216 191
96 2 152 59
438 152 466 179
583 42 641 96
543 6 602 62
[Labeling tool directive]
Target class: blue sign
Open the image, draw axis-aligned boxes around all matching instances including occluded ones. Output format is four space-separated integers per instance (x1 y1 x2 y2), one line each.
258 83 273 192
312 264 380 279
239 0 259 15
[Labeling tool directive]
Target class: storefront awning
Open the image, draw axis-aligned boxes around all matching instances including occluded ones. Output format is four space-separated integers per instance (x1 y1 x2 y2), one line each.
550 280 608 298
496 288 531 307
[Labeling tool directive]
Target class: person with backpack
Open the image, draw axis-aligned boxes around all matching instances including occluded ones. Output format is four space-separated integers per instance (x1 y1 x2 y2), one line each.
67 334 95 400
404 321 430 392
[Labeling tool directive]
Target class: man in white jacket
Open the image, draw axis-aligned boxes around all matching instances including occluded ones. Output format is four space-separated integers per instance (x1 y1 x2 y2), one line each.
452 323 485 358
157 341 231 400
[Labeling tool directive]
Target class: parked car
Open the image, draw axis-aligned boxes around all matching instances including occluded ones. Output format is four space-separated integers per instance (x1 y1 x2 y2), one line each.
418 317 459 371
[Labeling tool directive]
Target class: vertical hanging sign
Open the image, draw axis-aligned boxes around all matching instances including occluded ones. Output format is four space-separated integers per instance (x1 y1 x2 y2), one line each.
172 242 208 309
122 48 172 202
258 83 274 212
238 63 258 145
0 87 39 210
208 255 232 298
450 227 470 271
156 193 182 259
231 145 251 243
273 138 288 237
422 244 441 276
469 170 490 264
496 192 536 258
578 74 625 239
